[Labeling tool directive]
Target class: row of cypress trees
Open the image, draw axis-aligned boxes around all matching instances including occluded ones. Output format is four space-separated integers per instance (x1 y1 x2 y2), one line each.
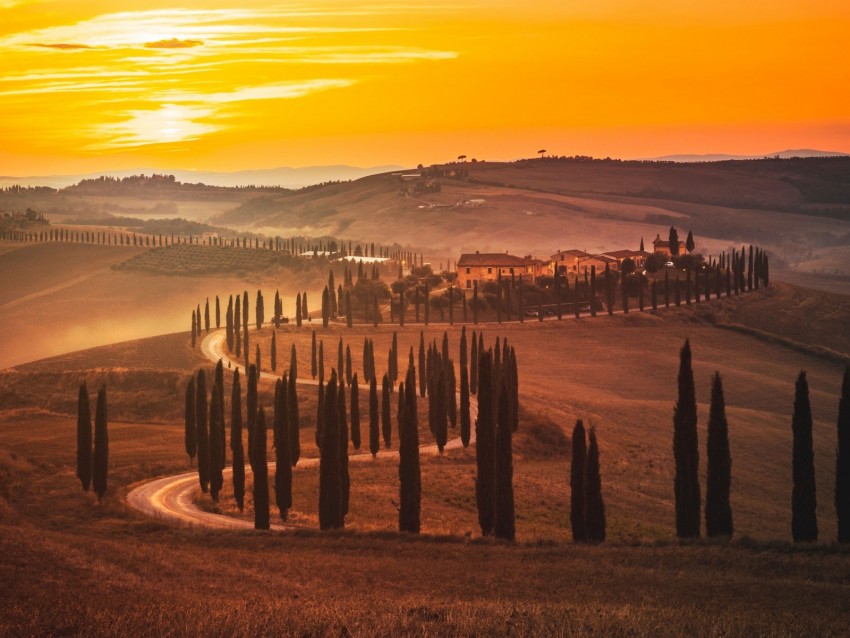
674 340 850 543
75 383 109 500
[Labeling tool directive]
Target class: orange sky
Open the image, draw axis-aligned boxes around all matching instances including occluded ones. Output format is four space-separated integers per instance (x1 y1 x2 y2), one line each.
0 0 848 175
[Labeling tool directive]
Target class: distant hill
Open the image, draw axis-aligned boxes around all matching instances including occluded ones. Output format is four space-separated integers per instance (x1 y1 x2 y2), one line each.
0 164 404 190
641 149 848 162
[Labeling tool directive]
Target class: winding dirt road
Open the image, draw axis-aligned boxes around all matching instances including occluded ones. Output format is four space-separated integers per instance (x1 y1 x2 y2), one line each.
126 328 476 530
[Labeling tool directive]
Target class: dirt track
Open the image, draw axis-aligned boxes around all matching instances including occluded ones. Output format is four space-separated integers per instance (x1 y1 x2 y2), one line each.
126 328 476 530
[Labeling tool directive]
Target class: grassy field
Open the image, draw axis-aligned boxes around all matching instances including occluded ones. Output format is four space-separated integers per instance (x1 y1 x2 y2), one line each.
2 280 850 635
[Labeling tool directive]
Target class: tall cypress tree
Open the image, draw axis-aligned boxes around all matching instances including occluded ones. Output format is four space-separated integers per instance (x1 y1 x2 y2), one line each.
196 369 209 493
570 419 587 542
585 427 606 542
470 330 478 395
673 339 700 538
288 367 300 466
381 373 392 448
271 331 277 372
275 375 292 521
792 370 818 542
369 376 380 457
350 374 361 449
460 363 471 447
231 369 245 511
246 364 258 472
296 292 303 327
234 295 241 357
494 376 515 541
337 338 344 389
435 369 448 452
253 408 270 530
322 286 330 328
191 310 197 348
475 351 496 536
242 290 249 354
316 379 325 448
204 298 210 333
226 295 234 351
76 382 92 491
399 369 421 533
319 373 342 530
92 385 108 501
209 384 224 501
214 360 225 468
836 366 850 543
705 372 733 537
418 331 426 398
338 382 350 521
311 330 317 378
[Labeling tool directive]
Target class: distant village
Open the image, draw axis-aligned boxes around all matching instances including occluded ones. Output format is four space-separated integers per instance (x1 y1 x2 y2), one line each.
455 233 697 290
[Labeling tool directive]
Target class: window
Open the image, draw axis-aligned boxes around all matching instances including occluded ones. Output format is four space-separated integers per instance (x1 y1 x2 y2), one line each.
466 267 470 274
487 267 492 274
509 267 514 274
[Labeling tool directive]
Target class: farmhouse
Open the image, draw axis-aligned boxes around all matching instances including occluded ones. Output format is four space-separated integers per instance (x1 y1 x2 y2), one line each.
652 234 686 257
602 249 650 269
550 249 592 275
577 254 619 274
456 251 531 289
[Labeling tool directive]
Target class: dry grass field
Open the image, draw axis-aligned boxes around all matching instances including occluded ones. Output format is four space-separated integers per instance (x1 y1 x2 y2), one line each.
2 278 850 636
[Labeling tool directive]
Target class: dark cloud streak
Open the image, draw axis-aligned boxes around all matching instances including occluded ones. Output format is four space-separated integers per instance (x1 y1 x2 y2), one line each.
144 38 204 49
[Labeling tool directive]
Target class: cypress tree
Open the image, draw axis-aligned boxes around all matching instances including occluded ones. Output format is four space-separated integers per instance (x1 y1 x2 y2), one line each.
234 294 241 357
226 296 234 351
351 374 361 449
242 290 249 354
322 286 330 328
253 408 270 530
92 385 108 501
435 369 448 452
836 366 850 543
288 370 300 466
255 344 261 373
231 369 245 511
399 370 421 533
460 363 471 447
590 266 597 317
271 331 277 372
418 331 426 398
382 373 392 448
196 369 209 493
319 373 342 529
346 290 353 328
337 338 344 389
470 330 478 394
494 376 515 541
319 341 325 383
191 310 197 348
296 292 303 327
209 383 224 501
705 372 733 537
475 351 496 536
215 360 225 467
473 280 479 324
570 419 587 542
391 332 399 386
204 298 210 333
338 381 350 521
275 376 292 520
76 382 92 491
311 330 317 378
585 427 606 542
246 364 258 472
673 339 700 538
369 376 380 457
302 291 308 320
345 344 352 387
316 379 325 448
792 370 818 542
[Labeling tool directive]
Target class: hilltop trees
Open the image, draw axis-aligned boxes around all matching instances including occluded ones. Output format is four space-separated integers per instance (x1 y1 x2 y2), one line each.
76 382 92 491
705 372 733 537
837 366 850 543
92 385 108 501
792 371 817 542
673 339 700 538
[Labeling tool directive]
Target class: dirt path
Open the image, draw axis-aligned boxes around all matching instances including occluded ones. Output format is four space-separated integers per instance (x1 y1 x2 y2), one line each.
126 328 476 530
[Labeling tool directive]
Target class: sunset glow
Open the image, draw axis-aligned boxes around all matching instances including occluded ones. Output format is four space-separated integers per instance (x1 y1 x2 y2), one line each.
1 0 848 174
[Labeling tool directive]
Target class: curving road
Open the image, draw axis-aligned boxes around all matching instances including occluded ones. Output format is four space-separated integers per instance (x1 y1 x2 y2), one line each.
126 328 476 530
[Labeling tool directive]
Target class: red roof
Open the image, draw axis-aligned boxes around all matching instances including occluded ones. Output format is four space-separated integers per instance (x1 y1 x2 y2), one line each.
457 252 529 267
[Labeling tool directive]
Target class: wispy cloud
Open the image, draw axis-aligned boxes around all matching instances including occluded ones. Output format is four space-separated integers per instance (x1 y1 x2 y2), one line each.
0 5 458 149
